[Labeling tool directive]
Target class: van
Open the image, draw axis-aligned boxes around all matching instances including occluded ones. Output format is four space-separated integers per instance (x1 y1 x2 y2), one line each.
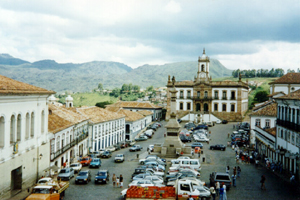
170 159 201 171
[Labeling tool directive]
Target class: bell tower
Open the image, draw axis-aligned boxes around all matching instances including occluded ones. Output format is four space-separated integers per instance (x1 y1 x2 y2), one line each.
196 48 210 82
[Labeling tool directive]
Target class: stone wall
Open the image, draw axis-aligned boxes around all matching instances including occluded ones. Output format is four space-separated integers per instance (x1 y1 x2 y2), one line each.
212 111 243 122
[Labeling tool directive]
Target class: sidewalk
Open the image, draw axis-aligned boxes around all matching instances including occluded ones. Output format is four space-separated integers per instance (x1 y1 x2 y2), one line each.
9 189 30 200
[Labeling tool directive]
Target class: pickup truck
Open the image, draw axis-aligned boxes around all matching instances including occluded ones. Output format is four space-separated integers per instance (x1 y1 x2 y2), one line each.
121 179 202 200
209 172 232 190
26 179 69 200
129 145 143 152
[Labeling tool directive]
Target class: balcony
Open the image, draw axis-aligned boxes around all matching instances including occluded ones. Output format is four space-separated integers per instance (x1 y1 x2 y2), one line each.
277 119 300 132
192 96 213 100
230 97 236 100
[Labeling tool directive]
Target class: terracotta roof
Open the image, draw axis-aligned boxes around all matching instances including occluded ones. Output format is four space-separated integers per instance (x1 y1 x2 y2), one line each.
117 109 144 122
137 110 153 116
252 100 272 111
105 106 122 112
107 101 162 109
249 102 277 117
275 89 300 100
76 106 125 124
265 127 276 137
168 80 248 88
0 74 55 94
269 73 300 84
48 113 73 133
268 91 285 97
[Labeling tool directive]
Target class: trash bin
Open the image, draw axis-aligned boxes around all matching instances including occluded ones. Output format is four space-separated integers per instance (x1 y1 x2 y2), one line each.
202 157 205 162
137 154 139 159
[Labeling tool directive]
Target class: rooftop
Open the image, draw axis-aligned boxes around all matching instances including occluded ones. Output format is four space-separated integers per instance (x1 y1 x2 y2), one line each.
0 74 55 95
107 101 162 109
275 89 300 100
269 73 300 84
250 101 277 117
265 127 276 137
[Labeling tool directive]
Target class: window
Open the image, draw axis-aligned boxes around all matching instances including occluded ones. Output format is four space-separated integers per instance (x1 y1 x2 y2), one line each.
0 116 5 147
204 91 208 98
180 103 183 110
17 114 21 141
292 109 295 123
56 136 60 150
291 133 295 144
197 91 200 98
255 119 261 127
180 91 184 99
231 91 235 100
41 110 45 134
281 130 283 138
222 91 227 100
10 115 16 144
187 103 191 110
187 91 191 98
201 64 205 71
222 104 226 112
287 131 290 142
214 103 218 111
296 134 300 147
231 104 235 112
265 119 270 128
214 91 218 99
30 112 35 137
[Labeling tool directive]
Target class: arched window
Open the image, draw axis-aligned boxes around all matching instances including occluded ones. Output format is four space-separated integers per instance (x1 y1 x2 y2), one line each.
0 116 5 147
41 110 45 134
201 64 205 71
30 112 35 137
10 115 16 144
17 114 21 141
56 136 61 150
25 113 30 139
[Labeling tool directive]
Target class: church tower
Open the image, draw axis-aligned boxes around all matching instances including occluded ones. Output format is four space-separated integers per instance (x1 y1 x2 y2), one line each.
196 48 210 82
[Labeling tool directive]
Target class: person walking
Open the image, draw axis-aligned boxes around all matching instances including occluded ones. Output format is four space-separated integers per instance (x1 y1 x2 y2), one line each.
215 181 220 197
237 166 241 178
116 176 120 187
233 166 237 176
219 183 224 200
232 174 237 187
260 175 266 190
236 154 240 163
119 174 123 188
223 184 227 200
112 174 116 187
210 186 216 200
226 166 230 174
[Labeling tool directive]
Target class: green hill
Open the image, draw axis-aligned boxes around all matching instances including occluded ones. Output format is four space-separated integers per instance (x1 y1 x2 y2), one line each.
0 54 232 92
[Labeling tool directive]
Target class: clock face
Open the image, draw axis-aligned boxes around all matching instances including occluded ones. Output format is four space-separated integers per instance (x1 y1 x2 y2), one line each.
200 73 206 78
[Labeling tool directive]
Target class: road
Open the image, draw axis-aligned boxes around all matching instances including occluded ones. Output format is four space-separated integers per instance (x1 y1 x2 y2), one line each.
64 121 300 200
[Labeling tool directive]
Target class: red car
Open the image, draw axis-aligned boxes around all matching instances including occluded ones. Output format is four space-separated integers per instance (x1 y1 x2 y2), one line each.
80 157 92 166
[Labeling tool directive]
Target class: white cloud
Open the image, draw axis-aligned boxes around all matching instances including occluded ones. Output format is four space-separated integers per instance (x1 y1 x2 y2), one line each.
165 1 181 13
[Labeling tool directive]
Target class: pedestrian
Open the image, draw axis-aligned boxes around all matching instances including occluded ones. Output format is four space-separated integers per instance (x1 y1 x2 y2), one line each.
228 132 230 138
223 184 227 200
215 181 220 196
112 174 116 187
236 154 240 163
232 174 236 187
191 149 194 157
226 166 230 174
233 166 237 176
290 174 296 184
247 156 250 164
210 186 216 200
63 162 66 168
219 183 224 200
233 124 235 129
119 174 123 188
116 176 120 187
260 175 266 190
237 166 241 177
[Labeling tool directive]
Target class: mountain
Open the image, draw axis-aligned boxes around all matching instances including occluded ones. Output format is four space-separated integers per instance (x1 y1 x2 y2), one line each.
0 54 232 92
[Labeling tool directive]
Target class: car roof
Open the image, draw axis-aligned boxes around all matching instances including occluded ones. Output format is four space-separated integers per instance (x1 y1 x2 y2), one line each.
80 170 90 173
98 170 108 173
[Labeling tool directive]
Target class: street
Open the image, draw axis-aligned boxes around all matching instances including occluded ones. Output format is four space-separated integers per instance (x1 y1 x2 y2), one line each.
64 121 300 200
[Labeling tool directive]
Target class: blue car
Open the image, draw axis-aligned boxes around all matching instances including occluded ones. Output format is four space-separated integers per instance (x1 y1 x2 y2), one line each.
95 170 110 184
89 158 101 168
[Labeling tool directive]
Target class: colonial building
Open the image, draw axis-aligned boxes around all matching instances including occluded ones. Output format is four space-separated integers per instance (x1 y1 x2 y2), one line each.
76 106 126 152
0 75 55 199
106 107 153 140
269 73 300 95
249 100 277 160
48 104 89 169
166 49 249 122
106 101 163 121
275 89 300 178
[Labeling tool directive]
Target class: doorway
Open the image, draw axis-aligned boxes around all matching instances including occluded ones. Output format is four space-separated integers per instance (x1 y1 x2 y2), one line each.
196 103 201 111
11 166 22 195
204 103 209 112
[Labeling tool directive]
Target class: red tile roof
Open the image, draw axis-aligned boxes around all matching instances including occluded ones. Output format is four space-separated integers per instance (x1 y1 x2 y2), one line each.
250 102 277 117
107 101 162 109
275 89 300 100
269 73 300 84
268 91 285 97
265 127 276 137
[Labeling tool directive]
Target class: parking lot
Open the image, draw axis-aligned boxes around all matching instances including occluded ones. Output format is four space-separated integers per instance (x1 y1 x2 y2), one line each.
64 121 300 200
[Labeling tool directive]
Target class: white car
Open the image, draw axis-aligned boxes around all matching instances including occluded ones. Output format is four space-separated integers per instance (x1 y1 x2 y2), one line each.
128 180 165 187
167 177 205 187
144 176 164 184
194 135 209 142
114 154 125 163
106 146 116 152
146 168 164 177
70 163 82 173
37 177 53 184
216 120 221 124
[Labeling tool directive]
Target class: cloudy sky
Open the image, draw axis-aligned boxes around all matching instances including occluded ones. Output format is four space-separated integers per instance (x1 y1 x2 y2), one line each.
0 0 299 70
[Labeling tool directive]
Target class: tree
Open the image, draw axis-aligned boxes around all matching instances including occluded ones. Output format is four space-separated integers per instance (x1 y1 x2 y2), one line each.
121 84 129 93
110 88 121 97
98 83 103 91
133 85 140 92
95 101 112 108
254 91 269 103
146 86 154 91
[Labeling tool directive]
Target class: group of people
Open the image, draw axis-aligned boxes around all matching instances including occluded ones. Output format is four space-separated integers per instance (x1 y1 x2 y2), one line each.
209 181 227 200
112 174 123 188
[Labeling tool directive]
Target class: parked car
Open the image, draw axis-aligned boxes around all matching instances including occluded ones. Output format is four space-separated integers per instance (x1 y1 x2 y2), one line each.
184 122 196 130
129 145 143 152
193 135 209 142
80 157 92 166
95 170 110 184
106 146 116 152
120 142 128 148
222 120 228 124
37 177 53 184
144 175 164 184
210 172 231 190
70 163 82 173
128 180 165 187
135 135 148 141
132 173 153 181
147 145 154 152
114 154 125 163
89 151 102 158
192 125 208 131
101 151 112 158
89 158 101 168
58 167 74 181
125 139 136 146
75 170 91 184
205 121 214 127
180 135 192 143
191 142 204 148
114 144 121 151
210 144 226 151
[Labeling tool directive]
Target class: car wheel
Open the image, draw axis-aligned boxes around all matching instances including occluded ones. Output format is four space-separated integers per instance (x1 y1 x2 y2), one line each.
141 161 144 165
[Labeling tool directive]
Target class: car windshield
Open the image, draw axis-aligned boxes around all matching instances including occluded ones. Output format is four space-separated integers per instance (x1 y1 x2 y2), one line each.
60 169 68 173
78 172 88 176
81 158 89 161
116 155 123 157
70 164 78 167
97 172 106 176
92 159 99 162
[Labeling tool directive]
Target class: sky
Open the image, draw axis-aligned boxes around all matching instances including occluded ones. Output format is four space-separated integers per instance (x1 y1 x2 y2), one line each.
0 0 300 70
